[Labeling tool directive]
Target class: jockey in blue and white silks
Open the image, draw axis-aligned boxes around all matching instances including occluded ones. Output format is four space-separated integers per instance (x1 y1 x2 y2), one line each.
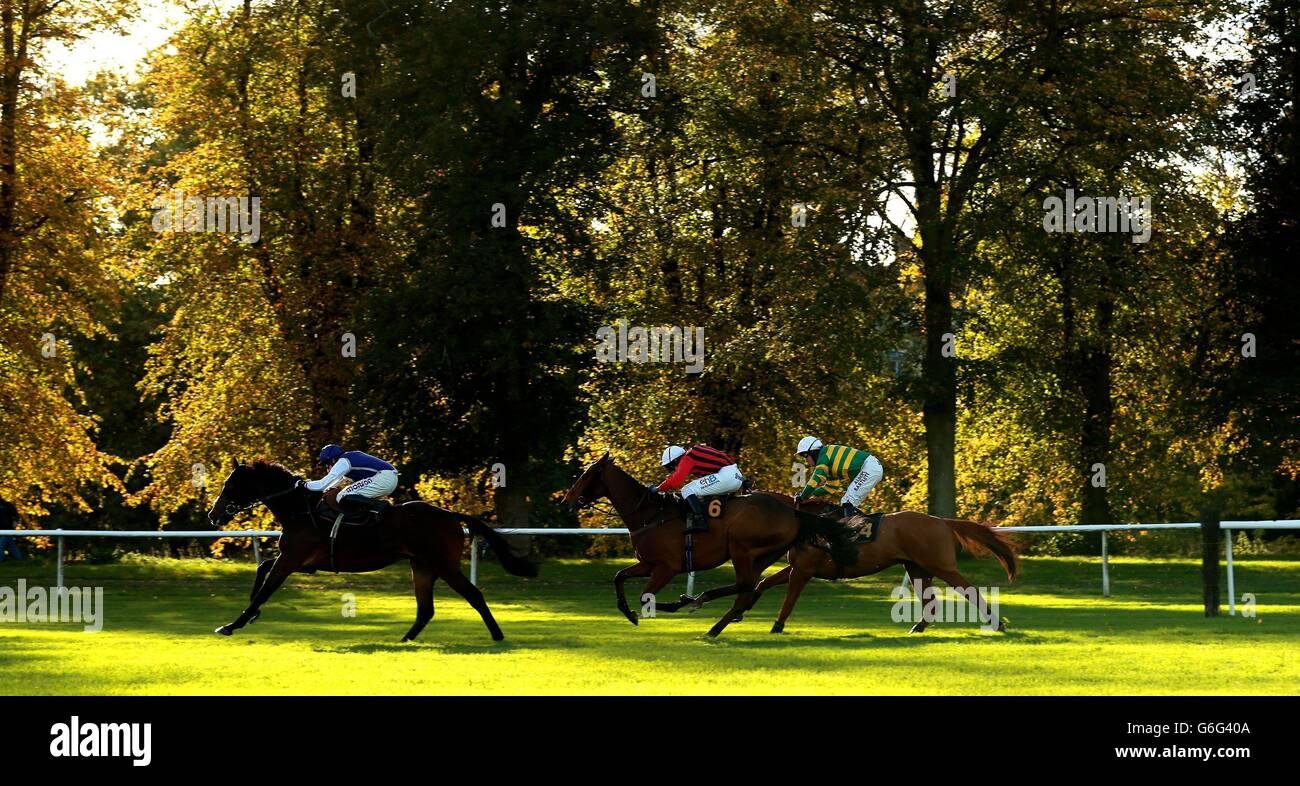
305 444 399 510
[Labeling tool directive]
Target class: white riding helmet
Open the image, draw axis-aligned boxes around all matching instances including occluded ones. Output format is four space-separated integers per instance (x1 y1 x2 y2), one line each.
661 445 686 466
796 436 823 456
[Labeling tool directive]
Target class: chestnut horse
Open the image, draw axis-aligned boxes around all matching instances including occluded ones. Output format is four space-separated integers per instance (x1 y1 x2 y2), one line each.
675 492 1018 633
561 453 856 638
207 459 536 642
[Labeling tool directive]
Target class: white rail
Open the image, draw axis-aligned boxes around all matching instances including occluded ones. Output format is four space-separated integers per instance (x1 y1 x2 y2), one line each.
2 520 1297 615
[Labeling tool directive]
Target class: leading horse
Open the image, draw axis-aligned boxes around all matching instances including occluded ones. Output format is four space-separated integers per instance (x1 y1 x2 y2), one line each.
561 453 856 638
207 459 536 642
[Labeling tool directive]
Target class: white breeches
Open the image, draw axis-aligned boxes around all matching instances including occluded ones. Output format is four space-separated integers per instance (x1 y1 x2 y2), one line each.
681 465 744 498
841 455 883 508
337 470 399 501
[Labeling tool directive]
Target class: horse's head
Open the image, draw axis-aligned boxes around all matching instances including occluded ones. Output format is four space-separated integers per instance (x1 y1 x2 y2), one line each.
208 460 253 526
207 459 299 526
562 452 612 511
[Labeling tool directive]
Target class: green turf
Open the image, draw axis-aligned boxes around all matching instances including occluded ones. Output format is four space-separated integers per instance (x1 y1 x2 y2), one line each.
1 552 1296 695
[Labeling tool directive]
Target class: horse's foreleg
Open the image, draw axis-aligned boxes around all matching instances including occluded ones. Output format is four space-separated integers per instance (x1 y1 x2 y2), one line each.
614 562 653 626
216 552 304 636
245 557 276 624
906 565 935 634
637 564 677 619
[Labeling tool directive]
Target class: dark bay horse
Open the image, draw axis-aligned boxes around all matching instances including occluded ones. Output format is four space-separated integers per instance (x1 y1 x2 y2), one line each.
681 491 1019 633
560 453 856 638
207 460 536 642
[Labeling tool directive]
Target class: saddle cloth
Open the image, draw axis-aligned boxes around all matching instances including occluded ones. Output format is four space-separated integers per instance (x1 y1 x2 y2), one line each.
674 492 743 521
843 511 885 543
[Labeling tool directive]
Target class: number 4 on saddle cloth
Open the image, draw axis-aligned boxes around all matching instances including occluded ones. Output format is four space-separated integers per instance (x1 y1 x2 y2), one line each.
827 511 886 545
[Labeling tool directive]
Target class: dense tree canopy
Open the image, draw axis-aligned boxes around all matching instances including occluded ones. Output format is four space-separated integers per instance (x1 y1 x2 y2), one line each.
0 0 1295 554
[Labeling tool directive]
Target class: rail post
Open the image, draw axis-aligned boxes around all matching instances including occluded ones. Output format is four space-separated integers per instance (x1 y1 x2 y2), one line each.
252 537 261 565
686 571 695 597
470 535 479 586
1202 507 1221 617
1226 530 1236 616
56 535 64 590
1101 530 1110 597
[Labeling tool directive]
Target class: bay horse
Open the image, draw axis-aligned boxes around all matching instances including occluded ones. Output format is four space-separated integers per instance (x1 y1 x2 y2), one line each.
206 459 536 642
560 453 857 638
676 491 1018 633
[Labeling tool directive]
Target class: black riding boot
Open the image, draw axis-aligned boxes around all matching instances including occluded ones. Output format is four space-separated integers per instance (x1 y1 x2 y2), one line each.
841 502 861 519
340 496 378 524
684 495 708 534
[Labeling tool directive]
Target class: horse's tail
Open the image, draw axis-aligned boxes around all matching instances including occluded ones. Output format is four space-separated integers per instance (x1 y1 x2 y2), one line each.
792 509 858 568
458 516 539 578
943 518 1019 581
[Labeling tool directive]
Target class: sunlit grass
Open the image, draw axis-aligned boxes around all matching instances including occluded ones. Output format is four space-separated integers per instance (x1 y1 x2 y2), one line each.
1 553 1296 695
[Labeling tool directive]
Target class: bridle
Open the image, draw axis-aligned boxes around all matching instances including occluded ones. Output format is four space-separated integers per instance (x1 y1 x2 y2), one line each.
570 477 669 532
221 482 313 521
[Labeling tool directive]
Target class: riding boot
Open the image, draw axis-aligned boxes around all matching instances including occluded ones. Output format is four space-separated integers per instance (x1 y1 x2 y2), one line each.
684 495 708 534
841 502 862 519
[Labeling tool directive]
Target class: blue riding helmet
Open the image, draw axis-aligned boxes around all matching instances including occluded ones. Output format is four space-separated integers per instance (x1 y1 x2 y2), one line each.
317 443 345 465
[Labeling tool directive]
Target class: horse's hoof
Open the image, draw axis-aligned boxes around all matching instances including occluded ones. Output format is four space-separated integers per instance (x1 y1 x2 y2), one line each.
492 632 505 641
770 623 784 634
215 625 233 636
734 612 744 622
248 612 260 625
909 623 928 634
618 606 639 626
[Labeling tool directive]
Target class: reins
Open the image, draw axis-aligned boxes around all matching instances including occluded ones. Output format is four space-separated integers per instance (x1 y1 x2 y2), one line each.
224 481 315 524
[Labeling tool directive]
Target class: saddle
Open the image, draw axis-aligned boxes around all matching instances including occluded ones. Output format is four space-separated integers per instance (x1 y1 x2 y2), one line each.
316 494 397 572
320 490 392 526
673 493 736 522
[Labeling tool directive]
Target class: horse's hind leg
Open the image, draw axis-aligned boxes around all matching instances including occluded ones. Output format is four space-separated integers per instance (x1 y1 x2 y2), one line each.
656 582 736 613
770 567 812 634
933 568 1004 632
706 552 759 638
751 564 792 613
402 559 437 642
442 569 505 642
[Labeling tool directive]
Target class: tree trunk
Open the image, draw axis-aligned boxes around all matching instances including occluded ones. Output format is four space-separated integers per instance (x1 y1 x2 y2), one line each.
1079 294 1114 525
919 229 957 518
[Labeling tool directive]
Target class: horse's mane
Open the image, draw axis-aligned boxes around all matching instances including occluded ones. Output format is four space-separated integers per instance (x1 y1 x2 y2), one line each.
250 458 300 481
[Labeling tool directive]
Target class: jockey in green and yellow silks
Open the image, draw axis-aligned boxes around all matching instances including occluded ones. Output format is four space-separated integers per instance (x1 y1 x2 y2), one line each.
793 436 884 518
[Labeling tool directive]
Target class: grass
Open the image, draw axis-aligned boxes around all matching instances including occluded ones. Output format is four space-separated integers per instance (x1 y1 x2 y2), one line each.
1 552 1297 695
